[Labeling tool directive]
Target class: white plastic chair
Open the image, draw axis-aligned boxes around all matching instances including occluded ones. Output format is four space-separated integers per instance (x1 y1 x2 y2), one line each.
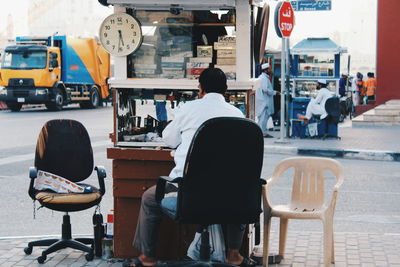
262 157 344 267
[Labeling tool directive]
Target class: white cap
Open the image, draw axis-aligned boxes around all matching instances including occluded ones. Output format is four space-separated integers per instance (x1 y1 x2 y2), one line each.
317 79 327 85
261 63 270 70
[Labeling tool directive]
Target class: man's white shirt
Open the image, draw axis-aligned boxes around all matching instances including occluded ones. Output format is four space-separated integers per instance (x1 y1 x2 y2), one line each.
162 93 244 179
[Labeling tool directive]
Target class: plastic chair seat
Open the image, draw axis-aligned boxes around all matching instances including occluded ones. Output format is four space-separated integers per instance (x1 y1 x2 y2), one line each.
271 204 327 219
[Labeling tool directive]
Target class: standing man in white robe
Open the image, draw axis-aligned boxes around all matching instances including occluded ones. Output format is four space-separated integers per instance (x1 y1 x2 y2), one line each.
255 63 278 138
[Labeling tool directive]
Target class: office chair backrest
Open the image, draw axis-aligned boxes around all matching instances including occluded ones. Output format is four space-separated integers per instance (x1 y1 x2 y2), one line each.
35 119 94 183
325 97 340 124
177 117 264 225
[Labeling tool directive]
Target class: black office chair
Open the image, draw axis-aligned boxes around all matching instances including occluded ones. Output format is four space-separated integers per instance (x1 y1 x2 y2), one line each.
155 117 265 265
323 97 341 139
24 119 106 264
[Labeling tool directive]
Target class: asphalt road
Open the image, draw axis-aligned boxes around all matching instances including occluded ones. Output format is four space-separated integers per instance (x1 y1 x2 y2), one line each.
0 104 399 239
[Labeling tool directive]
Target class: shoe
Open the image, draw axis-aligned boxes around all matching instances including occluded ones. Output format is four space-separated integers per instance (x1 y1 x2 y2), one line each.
263 134 274 138
122 258 164 267
237 257 257 267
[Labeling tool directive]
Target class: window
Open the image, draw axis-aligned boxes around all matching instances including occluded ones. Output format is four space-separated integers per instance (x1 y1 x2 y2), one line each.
127 9 236 79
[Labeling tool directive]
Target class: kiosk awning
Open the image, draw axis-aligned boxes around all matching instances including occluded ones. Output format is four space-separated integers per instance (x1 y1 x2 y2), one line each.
107 0 236 9
291 38 347 55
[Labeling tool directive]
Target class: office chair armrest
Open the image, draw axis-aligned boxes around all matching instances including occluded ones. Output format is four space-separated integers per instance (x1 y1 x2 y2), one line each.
95 166 106 196
28 167 38 200
155 176 182 204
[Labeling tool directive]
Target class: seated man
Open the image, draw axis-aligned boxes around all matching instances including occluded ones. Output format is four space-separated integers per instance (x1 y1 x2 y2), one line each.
125 68 255 267
297 79 333 123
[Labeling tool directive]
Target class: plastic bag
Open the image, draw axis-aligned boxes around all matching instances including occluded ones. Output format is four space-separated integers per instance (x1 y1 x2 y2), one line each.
307 122 318 137
187 224 226 262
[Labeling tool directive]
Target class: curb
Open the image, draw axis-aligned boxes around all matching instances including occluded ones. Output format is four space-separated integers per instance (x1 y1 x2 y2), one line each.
265 145 400 162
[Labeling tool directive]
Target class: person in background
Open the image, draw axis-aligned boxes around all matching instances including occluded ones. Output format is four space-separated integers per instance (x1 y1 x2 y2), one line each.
297 79 333 123
351 72 363 108
364 72 377 105
356 72 365 105
339 74 348 97
124 68 256 267
255 62 279 138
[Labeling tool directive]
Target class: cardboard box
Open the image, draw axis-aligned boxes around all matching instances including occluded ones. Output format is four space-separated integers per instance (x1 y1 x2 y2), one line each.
217 49 236 58
197 46 213 57
215 65 236 80
217 58 236 65
188 57 212 63
186 62 209 69
214 42 236 50
186 68 206 76
134 64 157 70
161 62 185 69
218 36 236 43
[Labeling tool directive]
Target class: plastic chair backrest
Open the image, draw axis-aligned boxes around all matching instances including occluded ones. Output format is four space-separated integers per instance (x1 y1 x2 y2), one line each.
34 119 94 183
177 117 264 225
270 157 342 210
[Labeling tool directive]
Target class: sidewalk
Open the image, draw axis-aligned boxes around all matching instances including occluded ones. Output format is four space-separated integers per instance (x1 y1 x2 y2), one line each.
2 121 400 266
263 121 400 162
1 231 400 267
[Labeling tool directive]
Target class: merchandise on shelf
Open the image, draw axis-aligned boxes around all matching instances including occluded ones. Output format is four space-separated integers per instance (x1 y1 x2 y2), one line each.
214 35 236 79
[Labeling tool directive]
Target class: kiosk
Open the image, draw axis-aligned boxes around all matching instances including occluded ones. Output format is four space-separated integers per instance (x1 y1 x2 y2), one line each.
101 0 268 259
289 38 347 137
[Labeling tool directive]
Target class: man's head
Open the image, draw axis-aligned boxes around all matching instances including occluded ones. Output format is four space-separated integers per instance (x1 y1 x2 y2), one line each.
317 79 327 89
198 68 227 97
367 72 374 78
261 62 271 75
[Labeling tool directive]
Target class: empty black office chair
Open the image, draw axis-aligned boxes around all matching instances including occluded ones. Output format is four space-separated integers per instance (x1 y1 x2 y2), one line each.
156 117 265 265
24 119 106 264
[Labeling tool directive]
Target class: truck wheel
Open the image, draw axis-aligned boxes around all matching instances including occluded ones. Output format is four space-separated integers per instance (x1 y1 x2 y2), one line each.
81 86 100 109
46 89 64 111
7 102 23 112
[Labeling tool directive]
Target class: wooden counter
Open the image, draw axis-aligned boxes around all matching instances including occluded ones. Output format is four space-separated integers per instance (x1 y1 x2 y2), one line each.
107 147 196 259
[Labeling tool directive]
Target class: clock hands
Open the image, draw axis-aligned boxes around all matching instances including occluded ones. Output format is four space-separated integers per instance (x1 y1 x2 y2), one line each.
118 30 125 47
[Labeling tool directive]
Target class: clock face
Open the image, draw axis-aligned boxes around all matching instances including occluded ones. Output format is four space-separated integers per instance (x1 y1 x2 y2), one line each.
99 13 143 56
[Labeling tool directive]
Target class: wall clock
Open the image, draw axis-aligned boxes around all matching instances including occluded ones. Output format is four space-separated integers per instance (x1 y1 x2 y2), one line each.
99 13 143 56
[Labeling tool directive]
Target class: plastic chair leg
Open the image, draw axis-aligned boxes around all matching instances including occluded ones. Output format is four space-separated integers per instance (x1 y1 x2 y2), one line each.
323 219 334 267
278 218 288 257
262 217 271 267
331 230 335 263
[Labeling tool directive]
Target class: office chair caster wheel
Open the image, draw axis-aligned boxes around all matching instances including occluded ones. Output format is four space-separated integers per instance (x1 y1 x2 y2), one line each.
24 246 32 255
85 251 94 261
37 255 46 264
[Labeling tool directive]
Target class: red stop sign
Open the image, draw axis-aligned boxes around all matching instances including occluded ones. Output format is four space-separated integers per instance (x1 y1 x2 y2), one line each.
277 1 295 38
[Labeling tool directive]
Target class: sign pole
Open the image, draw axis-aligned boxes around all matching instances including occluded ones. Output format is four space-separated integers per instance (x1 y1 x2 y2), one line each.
274 1 294 143
280 37 286 141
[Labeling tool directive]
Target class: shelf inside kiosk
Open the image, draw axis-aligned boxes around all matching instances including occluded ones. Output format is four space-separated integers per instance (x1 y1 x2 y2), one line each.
114 88 247 147
127 9 237 80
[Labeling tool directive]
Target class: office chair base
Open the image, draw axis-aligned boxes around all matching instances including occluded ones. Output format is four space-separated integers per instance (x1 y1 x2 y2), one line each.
24 214 94 264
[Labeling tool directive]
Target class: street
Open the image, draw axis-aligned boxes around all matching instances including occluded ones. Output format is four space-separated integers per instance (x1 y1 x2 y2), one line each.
0 104 400 239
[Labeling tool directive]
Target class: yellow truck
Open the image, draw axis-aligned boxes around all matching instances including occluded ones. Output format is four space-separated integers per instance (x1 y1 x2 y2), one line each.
0 36 110 111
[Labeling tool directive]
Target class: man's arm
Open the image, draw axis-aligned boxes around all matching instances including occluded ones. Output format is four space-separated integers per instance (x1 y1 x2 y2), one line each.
162 108 183 148
265 79 276 96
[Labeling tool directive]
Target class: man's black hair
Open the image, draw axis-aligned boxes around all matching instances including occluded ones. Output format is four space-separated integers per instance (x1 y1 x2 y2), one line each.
367 72 374 78
199 67 228 95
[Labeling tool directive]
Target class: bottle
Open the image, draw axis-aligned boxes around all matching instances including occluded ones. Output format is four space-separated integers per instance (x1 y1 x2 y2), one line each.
93 213 104 257
105 210 114 239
